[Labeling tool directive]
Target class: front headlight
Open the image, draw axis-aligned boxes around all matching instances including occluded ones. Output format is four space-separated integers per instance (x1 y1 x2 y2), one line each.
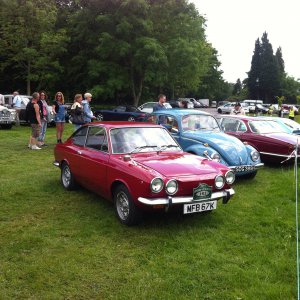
165 179 178 195
211 153 221 162
225 171 235 184
215 175 225 189
150 177 164 193
251 150 260 161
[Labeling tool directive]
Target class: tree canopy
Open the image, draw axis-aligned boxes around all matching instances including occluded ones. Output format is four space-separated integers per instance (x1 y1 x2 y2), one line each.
0 0 226 105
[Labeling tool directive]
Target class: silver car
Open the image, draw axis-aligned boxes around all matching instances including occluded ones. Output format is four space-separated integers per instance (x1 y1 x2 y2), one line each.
0 105 16 129
217 102 249 114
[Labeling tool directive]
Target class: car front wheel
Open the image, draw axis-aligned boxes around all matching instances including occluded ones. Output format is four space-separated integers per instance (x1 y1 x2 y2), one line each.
217 108 222 114
113 184 142 225
61 162 77 190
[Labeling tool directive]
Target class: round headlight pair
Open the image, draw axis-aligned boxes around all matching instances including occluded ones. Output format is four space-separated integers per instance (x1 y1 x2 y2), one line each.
150 178 178 195
251 150 260 162
215 171 235 189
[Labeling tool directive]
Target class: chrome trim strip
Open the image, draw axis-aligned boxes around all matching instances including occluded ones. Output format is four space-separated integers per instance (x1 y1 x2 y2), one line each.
260 152 300 158
137 188 235 205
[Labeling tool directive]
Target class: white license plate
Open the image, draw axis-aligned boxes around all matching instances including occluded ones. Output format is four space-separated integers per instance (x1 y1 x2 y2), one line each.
183 200 217 214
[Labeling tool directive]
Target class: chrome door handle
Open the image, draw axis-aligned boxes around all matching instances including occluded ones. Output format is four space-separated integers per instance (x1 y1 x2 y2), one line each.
77 150 82 155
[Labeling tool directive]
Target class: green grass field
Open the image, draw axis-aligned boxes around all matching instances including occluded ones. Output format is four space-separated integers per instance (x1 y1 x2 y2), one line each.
0 123 299 299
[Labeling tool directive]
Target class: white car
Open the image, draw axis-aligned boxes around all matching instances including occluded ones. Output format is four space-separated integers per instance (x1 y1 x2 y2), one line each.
217 102 249 114
138 102 172 113
0 105 16 129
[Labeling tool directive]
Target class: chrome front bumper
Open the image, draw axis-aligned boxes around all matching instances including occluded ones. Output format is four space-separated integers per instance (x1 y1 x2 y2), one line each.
230 163 264 172
138 188 235 206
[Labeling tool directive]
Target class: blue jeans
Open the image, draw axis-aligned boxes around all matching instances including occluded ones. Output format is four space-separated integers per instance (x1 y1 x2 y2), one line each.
38 120 47 142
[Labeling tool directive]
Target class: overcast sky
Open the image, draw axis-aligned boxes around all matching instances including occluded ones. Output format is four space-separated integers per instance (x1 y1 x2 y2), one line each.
192 0 300 83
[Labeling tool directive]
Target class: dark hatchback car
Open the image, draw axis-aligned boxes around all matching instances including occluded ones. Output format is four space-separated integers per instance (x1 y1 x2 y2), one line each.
94 105 147 122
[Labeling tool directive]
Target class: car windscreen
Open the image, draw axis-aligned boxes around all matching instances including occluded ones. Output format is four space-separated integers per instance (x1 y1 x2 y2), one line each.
181 114 220 132
110 127 180 154
249 120 287 134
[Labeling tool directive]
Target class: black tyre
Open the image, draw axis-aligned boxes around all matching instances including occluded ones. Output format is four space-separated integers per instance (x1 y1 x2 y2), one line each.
96 113 104 121
127 116 135 121
217 108 222 114
61 162 77 190
113 184 142 225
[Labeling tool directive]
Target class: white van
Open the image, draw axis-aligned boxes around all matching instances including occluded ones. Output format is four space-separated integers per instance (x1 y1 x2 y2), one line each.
243 100 263 113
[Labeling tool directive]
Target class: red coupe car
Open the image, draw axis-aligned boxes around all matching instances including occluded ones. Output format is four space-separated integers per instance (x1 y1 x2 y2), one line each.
217 115 300 163
53 122 235 225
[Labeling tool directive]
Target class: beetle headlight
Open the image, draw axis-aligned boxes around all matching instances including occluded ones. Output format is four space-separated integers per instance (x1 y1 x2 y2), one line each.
150 177 164 193
225 171 235 184
251 150 260 162
165 179 178 195
211 153 221 162
215 175 225 189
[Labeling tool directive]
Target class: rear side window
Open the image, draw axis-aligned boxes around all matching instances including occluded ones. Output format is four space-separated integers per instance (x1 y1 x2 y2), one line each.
221 118 240 132
72 126 88 146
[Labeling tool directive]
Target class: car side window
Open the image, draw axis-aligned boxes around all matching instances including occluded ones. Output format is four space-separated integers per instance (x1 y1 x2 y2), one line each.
86 126 108 152
162 115 178 133
221 118 239 132
72 126 88 146
237 121 247 132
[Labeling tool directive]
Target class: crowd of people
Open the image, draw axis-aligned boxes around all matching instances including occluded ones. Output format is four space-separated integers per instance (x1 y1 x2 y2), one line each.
9 91 96 150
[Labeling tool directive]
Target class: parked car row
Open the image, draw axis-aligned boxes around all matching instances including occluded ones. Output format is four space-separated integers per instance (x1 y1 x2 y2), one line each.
52 104 300 225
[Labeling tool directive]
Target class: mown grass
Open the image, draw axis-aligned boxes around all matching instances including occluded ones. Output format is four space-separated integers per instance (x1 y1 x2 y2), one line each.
0 123 299 299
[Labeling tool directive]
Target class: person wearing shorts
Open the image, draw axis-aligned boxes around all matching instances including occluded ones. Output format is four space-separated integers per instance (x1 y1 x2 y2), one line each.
27 92 42 150
52 92 66 144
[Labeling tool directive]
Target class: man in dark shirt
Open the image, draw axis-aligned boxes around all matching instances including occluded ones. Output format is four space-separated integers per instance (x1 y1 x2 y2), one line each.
27 92 42 150
153 94 167 111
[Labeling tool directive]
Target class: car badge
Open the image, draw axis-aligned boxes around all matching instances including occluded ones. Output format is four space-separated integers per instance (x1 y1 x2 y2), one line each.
239 156 243 164
204 143 209 147
193 183 212 201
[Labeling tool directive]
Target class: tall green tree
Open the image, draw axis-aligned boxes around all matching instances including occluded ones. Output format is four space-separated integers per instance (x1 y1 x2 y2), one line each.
65 0 213 106
0 0 68 94
232 78 242 96
247 32 281 102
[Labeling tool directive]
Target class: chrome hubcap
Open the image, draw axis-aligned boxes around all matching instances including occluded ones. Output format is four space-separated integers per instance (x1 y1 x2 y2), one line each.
62 166 71 187
116 191 130 220
97 114 103 121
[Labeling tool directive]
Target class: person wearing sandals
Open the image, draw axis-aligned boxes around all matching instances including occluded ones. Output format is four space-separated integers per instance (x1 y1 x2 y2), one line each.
52 92 66 144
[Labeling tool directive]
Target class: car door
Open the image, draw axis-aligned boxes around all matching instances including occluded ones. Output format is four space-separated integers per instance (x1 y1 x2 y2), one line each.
79 126 110 195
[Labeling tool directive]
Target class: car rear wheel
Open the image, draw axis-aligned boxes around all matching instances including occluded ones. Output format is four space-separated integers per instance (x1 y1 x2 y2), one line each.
113 184 142 225
96 113 104 121
61 162 77 190
128 116 135 121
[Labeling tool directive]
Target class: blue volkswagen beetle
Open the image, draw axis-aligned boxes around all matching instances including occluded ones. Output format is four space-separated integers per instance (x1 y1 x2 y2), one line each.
146 109 264 178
